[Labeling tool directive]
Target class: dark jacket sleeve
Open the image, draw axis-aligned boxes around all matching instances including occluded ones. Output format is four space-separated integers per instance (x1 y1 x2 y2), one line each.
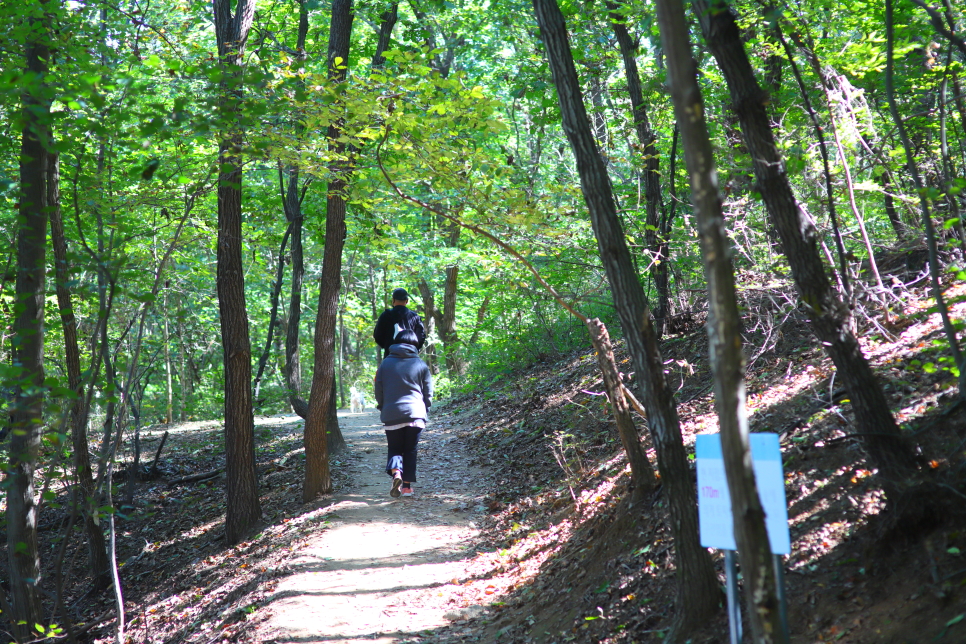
373 309 394 350
409 309 426 350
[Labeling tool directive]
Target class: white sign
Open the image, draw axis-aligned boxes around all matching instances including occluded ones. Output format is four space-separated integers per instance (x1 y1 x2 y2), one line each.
695 433 791 555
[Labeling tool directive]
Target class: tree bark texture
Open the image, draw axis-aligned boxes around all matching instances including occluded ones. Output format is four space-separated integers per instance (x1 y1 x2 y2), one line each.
585 318 656 494
303 0 354 501
284 169 309 419
693 0 917 481
49 153 111 590
606 1 669 337
531 0 721 635
213 0 262 543
373 2 398 67
7 6 50 630
655 0 784 638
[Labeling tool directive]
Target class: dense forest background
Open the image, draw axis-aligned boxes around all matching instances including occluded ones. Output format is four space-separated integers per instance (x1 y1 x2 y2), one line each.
2 0 966 641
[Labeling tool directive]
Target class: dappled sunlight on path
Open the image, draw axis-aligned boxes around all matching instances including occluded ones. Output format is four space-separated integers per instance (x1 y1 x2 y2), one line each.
258 409 489 644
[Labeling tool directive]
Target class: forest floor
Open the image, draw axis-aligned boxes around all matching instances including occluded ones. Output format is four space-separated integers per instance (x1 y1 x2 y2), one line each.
16 263 966 644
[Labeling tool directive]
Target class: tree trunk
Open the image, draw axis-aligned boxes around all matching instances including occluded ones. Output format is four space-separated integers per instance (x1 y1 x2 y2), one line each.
303 0 354 501
7 4 50 631
773 28 852 297
284 170 309 418
164 291 174 423
440 264 463 374
213 0 262 543
279 0 310 420
49 153 111 590
693 0 917 481
531 0 721 635
586 319 656 495
655 0 785 638
372 2 398 67
606 1 669 337
417 278 440 373
887 0 966 398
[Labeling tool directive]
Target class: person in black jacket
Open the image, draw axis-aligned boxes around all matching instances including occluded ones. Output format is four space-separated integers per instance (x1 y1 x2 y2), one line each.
373 288 426 358
375 329 432 498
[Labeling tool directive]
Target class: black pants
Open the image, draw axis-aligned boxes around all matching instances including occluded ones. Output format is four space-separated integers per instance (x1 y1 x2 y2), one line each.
385 426 422 483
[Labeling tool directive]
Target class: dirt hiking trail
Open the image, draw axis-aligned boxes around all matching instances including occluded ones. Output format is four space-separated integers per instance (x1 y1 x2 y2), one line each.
257 408 491 644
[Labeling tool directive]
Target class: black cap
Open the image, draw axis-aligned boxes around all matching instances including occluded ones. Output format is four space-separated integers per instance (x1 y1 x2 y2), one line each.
392 287 409 302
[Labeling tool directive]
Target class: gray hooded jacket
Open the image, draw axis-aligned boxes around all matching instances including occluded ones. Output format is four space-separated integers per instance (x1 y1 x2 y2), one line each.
374 343 433 426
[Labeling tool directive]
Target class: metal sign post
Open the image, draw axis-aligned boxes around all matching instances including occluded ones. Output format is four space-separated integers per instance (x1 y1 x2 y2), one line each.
725 549 742 644
696 433 791 643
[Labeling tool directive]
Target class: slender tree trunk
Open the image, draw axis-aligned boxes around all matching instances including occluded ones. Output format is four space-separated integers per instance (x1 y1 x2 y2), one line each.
372 2 398 67
656 0 785 639
531 0 721 635
303 0 354 501
467 294 491 349
939 57 964 242
773 26 853 296
178 324 188 422
164 291 174 423
8 5 51 631
417 278 440 373
887 0 966 398
213 0 262 543
253 218 292 404
49 153 111 590
284 171 308 418
586 319 655 496
826 76 889 315
440 264 463 374
693 0 917 481
280 0 311 420
607 1 669 337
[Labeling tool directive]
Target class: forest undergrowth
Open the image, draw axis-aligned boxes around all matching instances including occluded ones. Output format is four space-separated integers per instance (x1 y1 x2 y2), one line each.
428 257 966 644
15 249 966 644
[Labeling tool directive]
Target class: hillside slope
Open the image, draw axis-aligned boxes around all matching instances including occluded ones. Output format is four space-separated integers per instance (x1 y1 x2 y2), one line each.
426 273 966 644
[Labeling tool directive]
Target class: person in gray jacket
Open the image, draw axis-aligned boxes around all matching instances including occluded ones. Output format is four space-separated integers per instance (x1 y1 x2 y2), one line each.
374 329 433 498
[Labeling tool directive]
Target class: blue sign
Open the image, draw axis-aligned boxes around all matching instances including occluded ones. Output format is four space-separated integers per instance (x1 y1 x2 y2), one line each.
695 433 791 554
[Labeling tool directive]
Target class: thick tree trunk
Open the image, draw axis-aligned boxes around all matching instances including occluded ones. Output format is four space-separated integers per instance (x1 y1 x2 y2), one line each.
7 6 50 631
49 153 111 590
303 0 354 501
693 0 917 481
531 0 721 635
655 0 784 638
607 1 669 337
213 0 262 543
